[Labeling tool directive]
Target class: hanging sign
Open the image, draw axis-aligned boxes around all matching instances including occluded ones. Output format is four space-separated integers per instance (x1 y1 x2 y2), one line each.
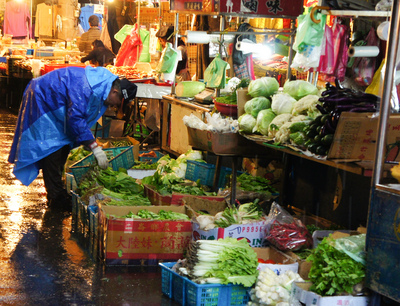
219 0 303 17
170 0 218 13
94 4 104 15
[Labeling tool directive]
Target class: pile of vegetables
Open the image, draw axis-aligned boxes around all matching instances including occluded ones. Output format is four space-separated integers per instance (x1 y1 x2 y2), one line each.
67 146 91 162
238 79 321 141
142 150 217 196
78 166 151 206
306 235 366 296
113 209 190 220
289 79 379 156
178 237 259 287
214 77 251 105
195 200 265 230
236 172 278 195
248 267 303 305
131 161 158 170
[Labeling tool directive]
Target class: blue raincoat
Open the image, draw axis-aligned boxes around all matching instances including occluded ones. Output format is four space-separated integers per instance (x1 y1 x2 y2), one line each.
8 66 118 186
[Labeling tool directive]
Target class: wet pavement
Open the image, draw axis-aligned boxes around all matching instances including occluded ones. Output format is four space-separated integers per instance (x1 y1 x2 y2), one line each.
0 108 178 306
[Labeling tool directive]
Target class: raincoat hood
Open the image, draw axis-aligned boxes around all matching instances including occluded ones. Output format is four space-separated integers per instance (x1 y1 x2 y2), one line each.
8 66 118 186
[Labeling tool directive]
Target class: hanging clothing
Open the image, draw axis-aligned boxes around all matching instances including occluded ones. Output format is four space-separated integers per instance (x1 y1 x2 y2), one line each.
35 3 57 38
106 4 121 54
8 66 117 186
100 16 112 50
79 5 103 32
4 1 31 37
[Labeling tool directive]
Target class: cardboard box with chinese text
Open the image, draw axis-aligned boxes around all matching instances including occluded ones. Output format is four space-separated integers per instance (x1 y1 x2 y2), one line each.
328 112 400 161
98 205 192 266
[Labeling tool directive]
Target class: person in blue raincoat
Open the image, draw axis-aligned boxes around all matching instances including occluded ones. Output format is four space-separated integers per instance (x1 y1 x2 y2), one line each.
8 66 135 210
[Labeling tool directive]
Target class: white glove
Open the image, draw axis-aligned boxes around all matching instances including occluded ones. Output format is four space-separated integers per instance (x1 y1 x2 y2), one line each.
93 146 109 169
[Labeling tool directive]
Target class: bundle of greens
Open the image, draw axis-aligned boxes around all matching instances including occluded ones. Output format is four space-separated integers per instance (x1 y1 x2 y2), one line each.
183 238 259 287
68 146 91 162
78 166 148 205
214 200 264 228
236 173 278 194
115 209 190 220
131 161 158 170
307 237 365 296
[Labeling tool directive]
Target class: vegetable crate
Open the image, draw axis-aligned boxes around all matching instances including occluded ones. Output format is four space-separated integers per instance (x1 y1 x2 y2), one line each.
70 146 136 184
139 150 164 164
185 160 244 189
65 172 77 194
160 262 250 306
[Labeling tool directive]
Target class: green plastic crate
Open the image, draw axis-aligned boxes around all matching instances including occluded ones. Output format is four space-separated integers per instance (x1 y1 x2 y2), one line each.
70 146 136 184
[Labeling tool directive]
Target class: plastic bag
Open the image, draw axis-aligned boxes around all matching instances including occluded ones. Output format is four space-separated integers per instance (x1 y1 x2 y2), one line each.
156 42 178 74
318 18 349 82
204 54 228 89
291 11 326 70
352 27 380 86
264 202 313 251
115 24 143 67
332 234 366 265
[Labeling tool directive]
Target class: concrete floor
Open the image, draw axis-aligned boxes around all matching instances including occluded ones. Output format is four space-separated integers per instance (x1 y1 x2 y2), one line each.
0 108 178 305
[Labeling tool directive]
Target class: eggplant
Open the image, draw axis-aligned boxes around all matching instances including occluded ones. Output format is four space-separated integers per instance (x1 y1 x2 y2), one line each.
324 118 336 134
316 104 329 114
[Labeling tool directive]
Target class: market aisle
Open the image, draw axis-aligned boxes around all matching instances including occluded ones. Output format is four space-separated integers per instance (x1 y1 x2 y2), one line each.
0 108 177 305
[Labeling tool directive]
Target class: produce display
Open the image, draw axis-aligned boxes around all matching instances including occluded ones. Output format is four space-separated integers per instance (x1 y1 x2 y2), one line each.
248 267 303 305
194 200 265 230
236 173 278 195
142 150 217 196
214 78 251 105
130 161 158 170
78 166 151 205
265 203 313 251
178 237 259 287
106 66 155 79
67 146 91 162
306 235 366 296
112 209 190 220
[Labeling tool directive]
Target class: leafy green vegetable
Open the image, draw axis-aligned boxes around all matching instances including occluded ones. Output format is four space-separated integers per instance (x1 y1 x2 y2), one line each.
238 114 257 134
186 238 259 287
248 77 279 98
236 173 277 194
244 96 271 117
254 109 276 136
307 237 365 296
114 209 189 220
131 161 158 170
68 146 91 161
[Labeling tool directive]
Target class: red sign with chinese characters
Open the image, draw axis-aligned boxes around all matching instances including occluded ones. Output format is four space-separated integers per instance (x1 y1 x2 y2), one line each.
170 0 217 13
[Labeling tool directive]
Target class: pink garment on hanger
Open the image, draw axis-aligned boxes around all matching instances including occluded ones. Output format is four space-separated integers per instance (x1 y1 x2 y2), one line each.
4 1 31 37
247 54 255 80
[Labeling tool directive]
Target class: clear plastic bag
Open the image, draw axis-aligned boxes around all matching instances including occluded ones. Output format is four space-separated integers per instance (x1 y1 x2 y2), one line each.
156 42 178 74
265 202 313 251
204 54 228 89
332 233 366 265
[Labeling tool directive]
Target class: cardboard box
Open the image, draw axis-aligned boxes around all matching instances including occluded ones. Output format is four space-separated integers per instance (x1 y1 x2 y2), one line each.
143 184 226 206
253 247 299 275
182 196 227 217
328 112 400 161
98 205 192 265
192 219 266 247
291 282 369 306
187 127 261 155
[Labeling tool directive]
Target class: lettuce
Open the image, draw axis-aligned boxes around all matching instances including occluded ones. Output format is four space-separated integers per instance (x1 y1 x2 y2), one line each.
283 80 319 100
254 108 276 135
238 114 257 134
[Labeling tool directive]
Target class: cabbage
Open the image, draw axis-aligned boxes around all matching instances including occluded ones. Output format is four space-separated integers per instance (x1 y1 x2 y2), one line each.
283 80 319 100
254 109 276 135
238 114 257 134
244 96 271 117
248 77 279 98
271 93 297 115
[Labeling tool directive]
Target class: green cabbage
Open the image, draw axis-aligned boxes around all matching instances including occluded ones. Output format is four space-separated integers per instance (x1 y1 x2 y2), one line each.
255 109 276 135
244 96 271 117
283 80 319 100
238 114 257 134
248 77 279 98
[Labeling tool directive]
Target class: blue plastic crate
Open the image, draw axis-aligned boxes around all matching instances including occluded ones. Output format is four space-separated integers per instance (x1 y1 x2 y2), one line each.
159 262 250 306
185 160 216 186
139 150 164 164
65 172 77 194
70 146 136 184
218 167 245 189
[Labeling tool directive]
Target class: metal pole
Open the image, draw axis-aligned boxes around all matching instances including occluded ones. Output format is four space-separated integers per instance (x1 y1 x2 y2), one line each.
286 19 296 81
171 12 179 96
137 0 141 60
373 0 400 185
215 16 225 98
